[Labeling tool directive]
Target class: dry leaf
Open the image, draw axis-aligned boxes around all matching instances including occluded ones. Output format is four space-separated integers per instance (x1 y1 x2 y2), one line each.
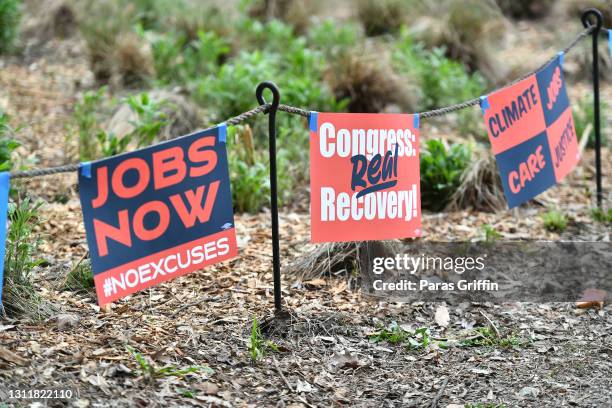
435 305 450 327
0 347 29 366
576 289 606 309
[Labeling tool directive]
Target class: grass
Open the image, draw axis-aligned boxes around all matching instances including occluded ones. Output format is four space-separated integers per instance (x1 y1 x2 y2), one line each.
248 316 279 362
591 207 612 224
542 209 568 232
460 327 527 349
573 94 608 148
127 345 213 383
63 259 95 293
2 198 56 319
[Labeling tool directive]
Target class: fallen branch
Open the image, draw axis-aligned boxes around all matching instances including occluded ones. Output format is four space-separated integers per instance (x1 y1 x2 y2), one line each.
170 296 212 317
430 377 449 408
273 357 294 393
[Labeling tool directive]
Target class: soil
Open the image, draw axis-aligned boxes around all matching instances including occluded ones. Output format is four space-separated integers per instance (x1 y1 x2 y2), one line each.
0 3 611 408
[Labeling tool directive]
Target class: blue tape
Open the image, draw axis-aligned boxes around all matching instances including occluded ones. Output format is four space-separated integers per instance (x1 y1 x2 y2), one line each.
80 162 91 178
309 111 318 132
0 172 10 313
413 114 420 130
480 96 490 114
558 51 564 67
608 30 612 60
218 122 227 143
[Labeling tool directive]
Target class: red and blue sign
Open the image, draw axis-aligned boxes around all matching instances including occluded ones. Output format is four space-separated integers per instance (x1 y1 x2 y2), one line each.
79 125 237 306
309 112 421 242
482 54 579 208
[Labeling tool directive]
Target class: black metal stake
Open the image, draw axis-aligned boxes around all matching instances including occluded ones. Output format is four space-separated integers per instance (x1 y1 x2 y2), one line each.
582 8 604 208
256 81 283 313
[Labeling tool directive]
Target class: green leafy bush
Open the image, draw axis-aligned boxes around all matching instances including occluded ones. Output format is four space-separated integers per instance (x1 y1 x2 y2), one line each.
73 89 167 160
150 29 229 85
393 31 486 135
307 19 360 58
124 92 168 148
227 125 294 213
0 0 20 54
420 139 472 211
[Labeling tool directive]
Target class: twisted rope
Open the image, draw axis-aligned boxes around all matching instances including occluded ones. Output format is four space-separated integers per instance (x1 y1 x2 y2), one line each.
9 27 599 179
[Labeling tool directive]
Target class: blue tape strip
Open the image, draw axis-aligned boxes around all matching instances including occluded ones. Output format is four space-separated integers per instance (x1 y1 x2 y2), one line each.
480 96 490 114
309 112 318 132
413 114 420 130
218 122 227 143
0 172 10 313
80 162 91 178
608 30 612 60
558 51 564 67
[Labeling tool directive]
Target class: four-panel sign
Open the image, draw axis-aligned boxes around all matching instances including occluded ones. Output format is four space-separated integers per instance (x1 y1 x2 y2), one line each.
481 55 579 208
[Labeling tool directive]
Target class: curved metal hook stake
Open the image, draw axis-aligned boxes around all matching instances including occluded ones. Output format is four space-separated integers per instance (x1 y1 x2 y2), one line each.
256 81 280 114
255 81 283 313
581 9 604 208
581 8 603 29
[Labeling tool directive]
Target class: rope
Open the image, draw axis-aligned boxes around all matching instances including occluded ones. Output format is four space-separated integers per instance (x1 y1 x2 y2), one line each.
8 26 599 179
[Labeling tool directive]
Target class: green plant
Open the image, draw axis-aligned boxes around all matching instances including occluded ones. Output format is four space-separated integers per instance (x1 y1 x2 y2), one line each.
0 0 20 54
127 345 212 383
393 31 486 135
0 113 20 172
2 198 54 319
248 316 278 362
307 19 360 58
150 29 229 85
420 139 472 211
460 327 526 349
73 87 107 161
369 323 445 350
63 259 95 292
573 95 608 148
542 209 568 232
74 90 168 160
369 323 412 345
125 92 168 148
482 224 502 243
591 207 612 223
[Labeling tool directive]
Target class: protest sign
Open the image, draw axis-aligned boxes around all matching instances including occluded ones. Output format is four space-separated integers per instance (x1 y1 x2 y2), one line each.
310 112 421 242
482 54 579 208
79 125 237 305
